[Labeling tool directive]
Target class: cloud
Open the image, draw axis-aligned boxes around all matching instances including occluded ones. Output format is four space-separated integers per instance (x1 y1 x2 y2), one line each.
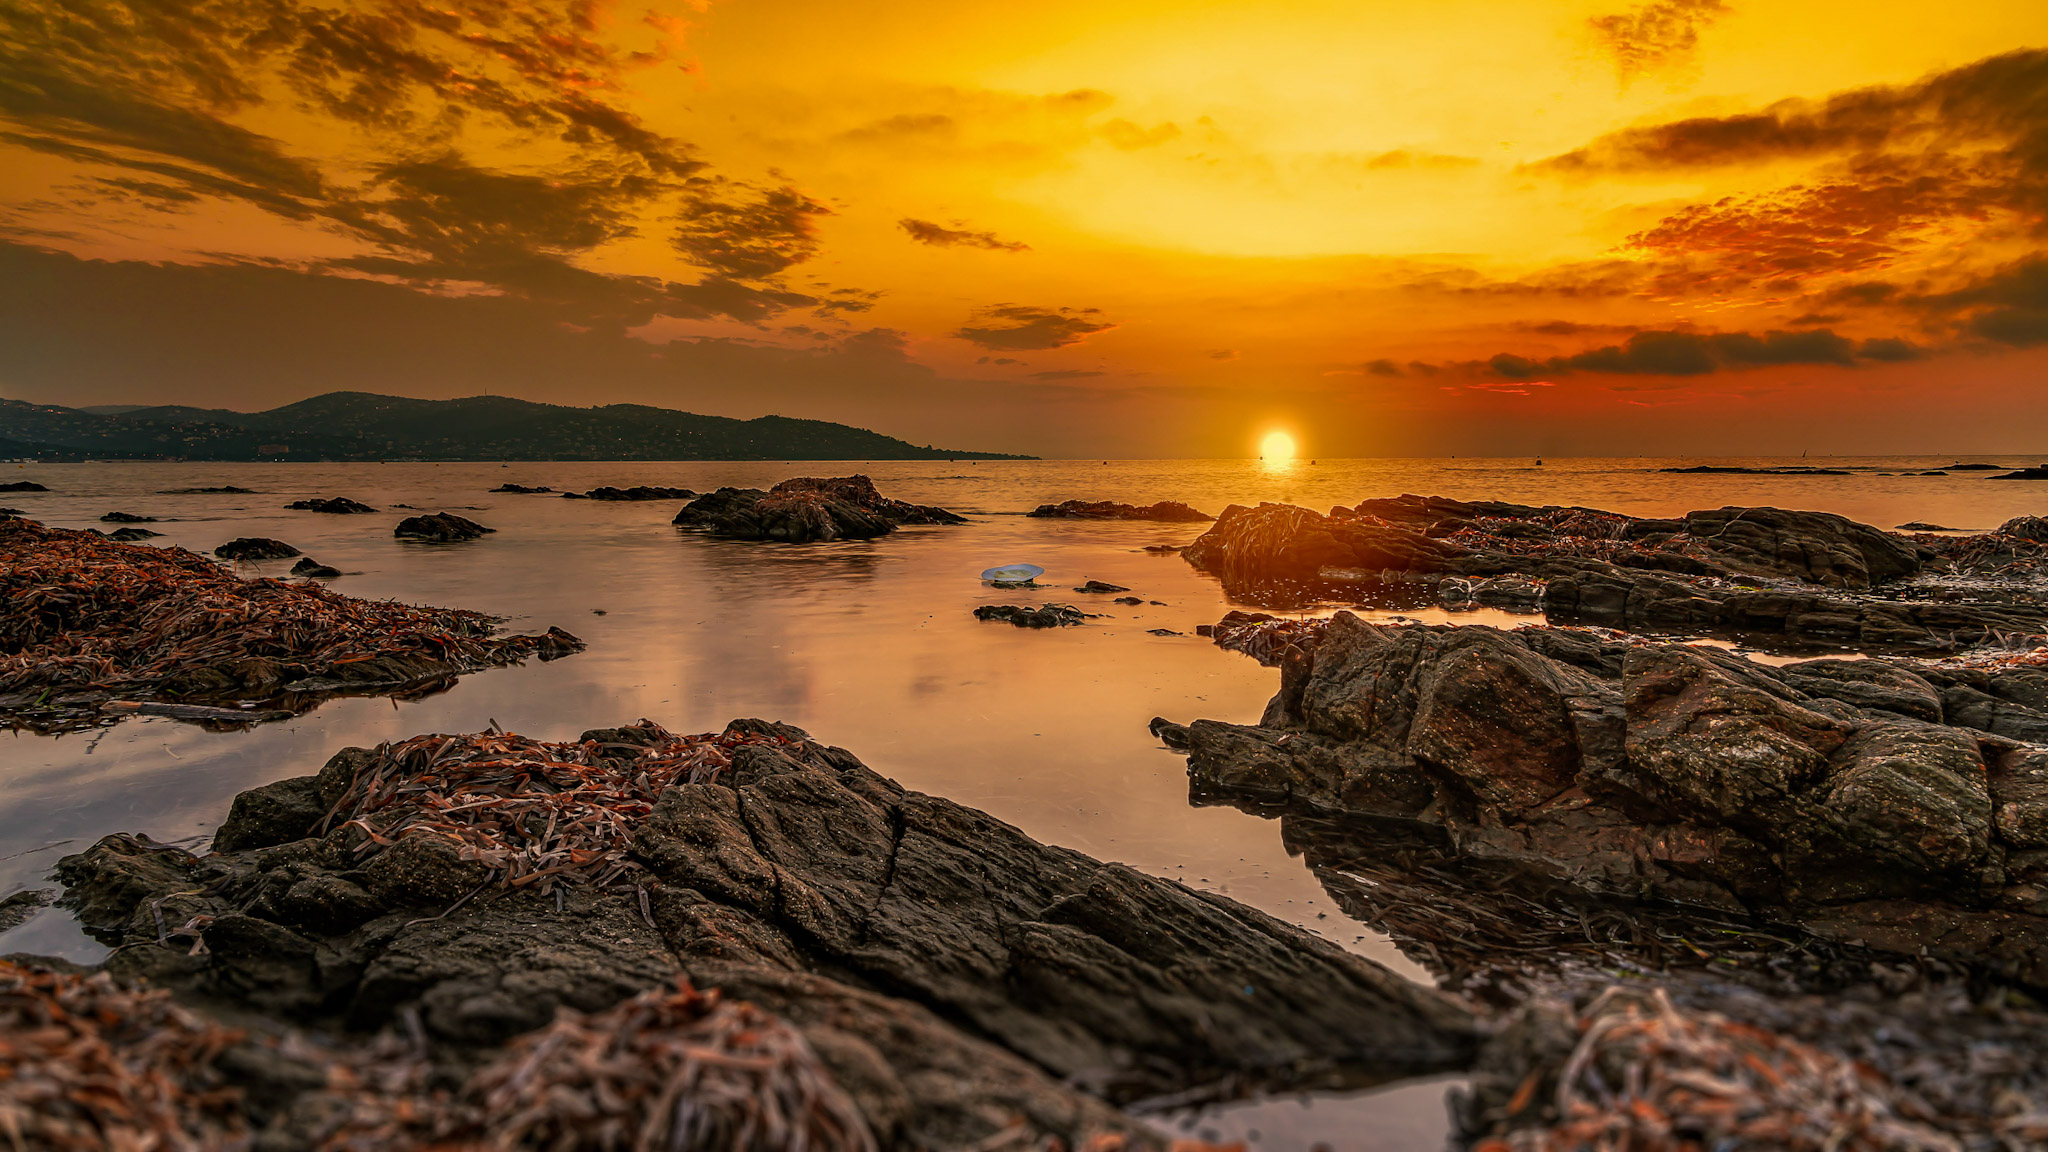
0 0 865 331
1359 149 1480 170
1538 48 2048 175
1207 348 1239 360
1927 257 2048 346
1472 327 1905 379
673 184 833 281
953 304 1115 351
1587 0 1729 86
898 218 1030 252
1030 369 1104 380
1099 119 1182 151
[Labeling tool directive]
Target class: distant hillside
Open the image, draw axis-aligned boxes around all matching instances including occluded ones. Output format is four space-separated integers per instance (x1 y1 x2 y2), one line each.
0 393 1033 461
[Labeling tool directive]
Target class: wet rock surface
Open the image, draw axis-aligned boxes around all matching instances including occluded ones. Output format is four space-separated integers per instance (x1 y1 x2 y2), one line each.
289 557 341 578
45 720 1476 1149
564 484 697 500
1028 499 1215 522
0 480 48 492
108 526 163 541
975 603 1093 627
394 512 493 542
285 496 376 514
215 536 302 561
489 482 551 493
1179 495 2048 652
100 511 159 523
675 475 965 542
1157 614 2048 983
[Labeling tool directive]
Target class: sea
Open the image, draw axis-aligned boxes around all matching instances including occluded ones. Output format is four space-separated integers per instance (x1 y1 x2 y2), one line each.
3 454 2043 1148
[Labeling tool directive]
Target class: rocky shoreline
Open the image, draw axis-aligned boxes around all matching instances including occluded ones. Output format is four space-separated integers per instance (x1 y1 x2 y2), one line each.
1180 496 2048 653
32 720 1476 1149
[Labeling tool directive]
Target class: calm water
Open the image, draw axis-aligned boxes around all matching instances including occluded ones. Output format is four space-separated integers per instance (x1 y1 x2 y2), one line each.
2 455 2043 1148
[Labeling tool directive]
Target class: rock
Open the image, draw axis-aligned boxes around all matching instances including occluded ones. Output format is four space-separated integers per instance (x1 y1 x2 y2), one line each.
0 888 53 931
974 603 1090 628
1680 507 1923 587
1897 521 1957 531
1657 465 1852 475
0 481 48 492
566 485 696 501
108 527 163 541
1114 595 1143 604
52 721 1478 1146
1146 628 1184 636
285 497 377 514
672 475 956 543
158 485 256 493
290 557 341 578
394 512 493 542
1074 579 1131 593
1989 466 2048 480
99 511 157 523
215 537 302 560
490 483 552 493
676 487 894 542
1182 502 1468 590
1161 616 2048 979
1027 500 1214 521
1946 462 2008 470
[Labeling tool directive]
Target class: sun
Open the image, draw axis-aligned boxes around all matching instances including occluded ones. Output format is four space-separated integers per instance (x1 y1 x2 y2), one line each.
1259 431 1297 460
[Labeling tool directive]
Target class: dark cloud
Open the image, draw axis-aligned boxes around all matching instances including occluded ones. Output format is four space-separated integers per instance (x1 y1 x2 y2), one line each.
1539 48 2048 175
1515 320 1645 336
1587 0 1728 86
1930 257 2048 346
1365 358 1404 376
953 304 1115 351
1207 348 1239 360
672 184 832 281
0 0 857 331
1476 327 1895 379
898 218 1030 252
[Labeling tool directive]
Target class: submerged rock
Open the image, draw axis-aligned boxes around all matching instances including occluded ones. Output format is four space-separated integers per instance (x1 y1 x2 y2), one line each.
489 483 552 493
394 512 493 542
674 475 962 542
1990 466 2048 480
1074 579 1132 593
214 537 301 561
974 603 1091 627
290 557 341 578
0 481 47 492
565 485 697 501
49 720 1476 1148
108 527 163 541
1028 499 1215 521
159 485 256 494
285 496 376 514
100 511 157 523
1157 614 2048 984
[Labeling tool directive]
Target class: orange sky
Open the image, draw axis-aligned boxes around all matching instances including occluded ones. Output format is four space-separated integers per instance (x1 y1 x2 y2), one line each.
0 0 2043 456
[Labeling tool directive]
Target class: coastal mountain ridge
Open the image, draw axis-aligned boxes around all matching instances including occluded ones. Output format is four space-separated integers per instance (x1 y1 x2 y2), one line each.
0 392 1034 461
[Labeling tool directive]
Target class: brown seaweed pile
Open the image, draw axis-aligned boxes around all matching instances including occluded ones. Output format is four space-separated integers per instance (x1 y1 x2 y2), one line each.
311 982 877 1152
0 517 580 730
323 722 802 895
0 958 248 1150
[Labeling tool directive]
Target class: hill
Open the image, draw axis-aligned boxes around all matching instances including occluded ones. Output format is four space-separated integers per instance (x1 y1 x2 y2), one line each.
0 393 1032 461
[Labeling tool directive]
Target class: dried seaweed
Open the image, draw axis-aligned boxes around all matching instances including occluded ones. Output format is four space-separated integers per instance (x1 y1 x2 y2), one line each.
0 517 578 727
1473 987 1966 1152
0 958 248 1151
312 982 877 1152
323 723 795 894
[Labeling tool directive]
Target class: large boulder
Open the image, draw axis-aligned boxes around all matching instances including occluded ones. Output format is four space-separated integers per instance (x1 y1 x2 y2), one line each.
1159 617 2048 980
673 476 963 542
1680 506 1923 587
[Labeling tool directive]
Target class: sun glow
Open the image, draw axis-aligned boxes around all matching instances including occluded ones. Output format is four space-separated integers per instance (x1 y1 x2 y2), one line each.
1259 431 1297 460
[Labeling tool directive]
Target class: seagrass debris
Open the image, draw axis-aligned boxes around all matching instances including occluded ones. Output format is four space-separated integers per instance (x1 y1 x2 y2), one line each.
0 958 248 1151
0 517 580 727
1468 987 1976 1152
321 722 800 895
309 981 878 1152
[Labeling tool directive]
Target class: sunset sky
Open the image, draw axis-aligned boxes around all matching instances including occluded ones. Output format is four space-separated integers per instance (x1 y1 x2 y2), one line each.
1 0 2043 456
